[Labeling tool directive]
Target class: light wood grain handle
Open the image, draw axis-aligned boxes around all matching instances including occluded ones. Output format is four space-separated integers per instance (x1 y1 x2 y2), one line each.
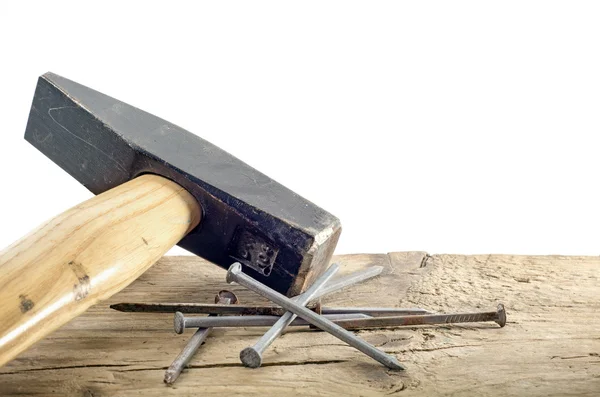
0 174 201 366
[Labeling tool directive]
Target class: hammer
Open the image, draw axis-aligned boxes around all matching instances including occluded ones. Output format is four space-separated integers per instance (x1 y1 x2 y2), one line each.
0 73 341 366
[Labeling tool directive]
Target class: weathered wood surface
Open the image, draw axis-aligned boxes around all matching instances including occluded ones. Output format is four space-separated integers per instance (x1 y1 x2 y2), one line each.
0 252 598 396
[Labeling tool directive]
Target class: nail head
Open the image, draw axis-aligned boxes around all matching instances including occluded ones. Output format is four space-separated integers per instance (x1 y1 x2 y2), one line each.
495 303 506 327
174 312 185 334
240 347 263 368
216 290 239 304
226 263 243 283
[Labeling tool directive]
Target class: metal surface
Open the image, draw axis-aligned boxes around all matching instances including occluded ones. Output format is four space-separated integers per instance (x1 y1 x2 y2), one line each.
315 266 383 298
226 263 405 370
175 313 371 330
24 72 341 296
110 303 429 316
329 304 507 329
322 307 432 316
111 302 319 316
240 263 339 368
173 306 505 331
164 291 238 384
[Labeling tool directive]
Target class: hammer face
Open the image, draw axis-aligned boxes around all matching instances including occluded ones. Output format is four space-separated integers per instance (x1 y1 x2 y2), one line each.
24 73 341 296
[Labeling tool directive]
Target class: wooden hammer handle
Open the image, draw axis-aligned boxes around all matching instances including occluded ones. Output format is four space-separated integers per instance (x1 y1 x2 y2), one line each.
0 175 201 366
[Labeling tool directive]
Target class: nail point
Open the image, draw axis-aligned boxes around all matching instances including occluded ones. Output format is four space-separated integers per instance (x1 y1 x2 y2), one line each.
389 356 406 371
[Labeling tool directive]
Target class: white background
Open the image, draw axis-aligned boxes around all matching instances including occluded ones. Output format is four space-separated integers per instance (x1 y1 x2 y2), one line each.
1 1 599 256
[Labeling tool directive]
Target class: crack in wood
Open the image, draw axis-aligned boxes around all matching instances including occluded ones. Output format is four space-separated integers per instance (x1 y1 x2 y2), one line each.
116 359 350 372
0 360 350 376
0 363 130 375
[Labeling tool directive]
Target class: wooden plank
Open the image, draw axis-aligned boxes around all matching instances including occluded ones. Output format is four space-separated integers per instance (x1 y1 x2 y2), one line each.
0 252 599 396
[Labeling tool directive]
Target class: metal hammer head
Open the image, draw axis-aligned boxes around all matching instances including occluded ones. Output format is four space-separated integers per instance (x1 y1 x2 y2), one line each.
24 72 341 296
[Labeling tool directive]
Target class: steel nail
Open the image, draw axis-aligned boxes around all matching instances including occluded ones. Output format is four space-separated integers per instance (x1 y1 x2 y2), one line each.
111 303 430 316
178 313 372 329
112 302 322 316
313 265 383 298
321 307 432 316
175 304 505 331
328 303 508 330
226 263 405 371
165 290 238 384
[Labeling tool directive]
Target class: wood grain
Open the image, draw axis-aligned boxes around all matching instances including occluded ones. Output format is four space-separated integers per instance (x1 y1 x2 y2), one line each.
0 175 200 367
0 252 599 396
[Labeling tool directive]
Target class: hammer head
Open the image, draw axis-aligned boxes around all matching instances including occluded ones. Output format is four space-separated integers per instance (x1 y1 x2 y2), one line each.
24 73 341 296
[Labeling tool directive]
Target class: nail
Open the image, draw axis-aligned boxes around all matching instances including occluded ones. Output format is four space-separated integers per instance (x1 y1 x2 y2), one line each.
322 307 432 316
111 303 430 316
177 313 372 329
329 303 508 330
175 305 505 331
314 265 383 298
227 263 405 370
165 290 238 384
240 263 340 368
111 302 322 316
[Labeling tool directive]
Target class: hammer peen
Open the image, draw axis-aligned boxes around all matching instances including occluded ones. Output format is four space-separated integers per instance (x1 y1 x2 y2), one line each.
0 73 341 366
